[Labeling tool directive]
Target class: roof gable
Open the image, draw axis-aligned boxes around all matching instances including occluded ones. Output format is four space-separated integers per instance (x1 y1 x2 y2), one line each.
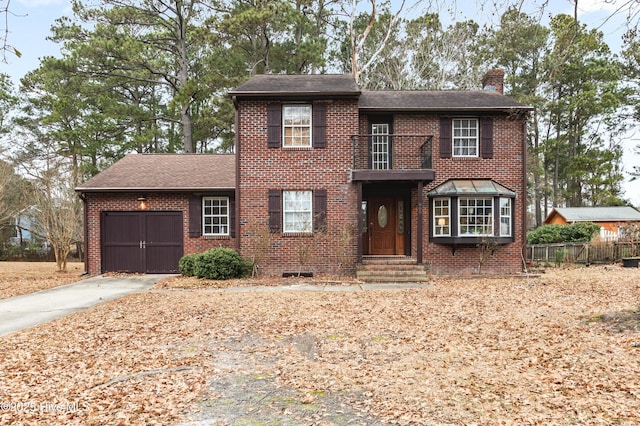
76 154 235 192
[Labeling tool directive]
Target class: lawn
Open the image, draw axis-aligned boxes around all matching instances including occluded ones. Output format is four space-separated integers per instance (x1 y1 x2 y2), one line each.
0 264 639 425
0 261 85 299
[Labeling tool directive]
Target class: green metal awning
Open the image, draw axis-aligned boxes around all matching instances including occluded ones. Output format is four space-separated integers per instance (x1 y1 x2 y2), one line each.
427 179 516 197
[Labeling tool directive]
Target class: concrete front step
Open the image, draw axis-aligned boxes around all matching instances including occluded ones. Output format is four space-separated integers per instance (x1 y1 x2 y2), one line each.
357 272 430 283
356 257 429 283
360 256 418 265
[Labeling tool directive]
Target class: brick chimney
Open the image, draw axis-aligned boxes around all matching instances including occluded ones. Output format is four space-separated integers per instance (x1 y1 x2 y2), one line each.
482 69 505 95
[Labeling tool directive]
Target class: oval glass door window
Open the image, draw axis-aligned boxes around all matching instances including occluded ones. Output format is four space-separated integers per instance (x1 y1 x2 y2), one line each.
378 204 388 228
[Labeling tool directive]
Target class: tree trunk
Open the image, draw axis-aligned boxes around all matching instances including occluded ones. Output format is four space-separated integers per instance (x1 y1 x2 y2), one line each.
177 3 193 153
181 103 193 153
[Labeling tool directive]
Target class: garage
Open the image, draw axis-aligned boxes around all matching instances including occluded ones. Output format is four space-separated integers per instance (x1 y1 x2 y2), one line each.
76 153 237 276
101 211 183 273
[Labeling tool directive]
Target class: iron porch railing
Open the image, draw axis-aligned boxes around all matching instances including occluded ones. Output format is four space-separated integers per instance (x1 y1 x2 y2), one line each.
351 134 434 171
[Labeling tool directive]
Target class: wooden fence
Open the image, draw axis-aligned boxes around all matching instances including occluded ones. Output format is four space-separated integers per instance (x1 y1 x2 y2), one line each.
526 242 640 265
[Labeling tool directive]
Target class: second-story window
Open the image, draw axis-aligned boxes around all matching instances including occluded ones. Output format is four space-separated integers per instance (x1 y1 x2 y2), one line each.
453 118 478 157
371 123 390 169
283 105 312 148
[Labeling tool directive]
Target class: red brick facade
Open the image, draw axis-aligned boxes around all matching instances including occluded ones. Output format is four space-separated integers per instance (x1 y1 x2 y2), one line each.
236 99 360 276
234 80 528 277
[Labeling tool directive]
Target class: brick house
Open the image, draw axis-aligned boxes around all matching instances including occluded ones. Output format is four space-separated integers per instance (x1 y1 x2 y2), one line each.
230 71 530 278
77 71 531 277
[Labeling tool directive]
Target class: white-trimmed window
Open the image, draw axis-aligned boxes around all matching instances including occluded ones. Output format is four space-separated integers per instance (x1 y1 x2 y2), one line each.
283 105 312 147
453 118 478 157
371 123 390 170
500 197 512 237
433 198 450 236
203 197 229 236
283 190 312 233
459 197 493 236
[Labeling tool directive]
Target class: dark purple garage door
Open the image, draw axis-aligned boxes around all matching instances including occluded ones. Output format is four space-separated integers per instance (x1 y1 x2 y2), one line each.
101 211 183 273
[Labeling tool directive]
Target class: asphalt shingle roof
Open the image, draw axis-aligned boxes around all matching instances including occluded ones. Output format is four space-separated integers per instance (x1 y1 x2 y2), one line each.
548 207 640 223
229 74 361 98
359 90 532 112
75 154 235 192
229 74 531 111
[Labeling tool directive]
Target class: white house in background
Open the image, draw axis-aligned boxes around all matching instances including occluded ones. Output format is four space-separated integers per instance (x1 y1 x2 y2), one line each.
544 206 640 241
9 206 40 245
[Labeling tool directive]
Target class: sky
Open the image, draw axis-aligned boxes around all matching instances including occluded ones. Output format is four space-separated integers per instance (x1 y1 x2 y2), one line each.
2 0 639 207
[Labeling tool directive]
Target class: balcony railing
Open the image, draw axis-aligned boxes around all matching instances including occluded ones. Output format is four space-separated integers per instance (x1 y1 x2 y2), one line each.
351 134 433 171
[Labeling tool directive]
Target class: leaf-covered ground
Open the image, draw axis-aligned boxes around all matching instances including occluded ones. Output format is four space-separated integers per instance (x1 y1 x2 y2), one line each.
0 261 85 299
1 265 639 425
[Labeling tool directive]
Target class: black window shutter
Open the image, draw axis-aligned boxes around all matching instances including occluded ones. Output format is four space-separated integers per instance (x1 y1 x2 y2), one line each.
439 117 452 158
481 117 494 159
267 102 282 148
313 189 327 231
268 189 281 232
312 102 327 148
188 195 201 237
229 198 236 238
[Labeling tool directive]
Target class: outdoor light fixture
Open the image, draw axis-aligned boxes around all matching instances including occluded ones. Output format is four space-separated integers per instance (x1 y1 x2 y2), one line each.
137 195 148 210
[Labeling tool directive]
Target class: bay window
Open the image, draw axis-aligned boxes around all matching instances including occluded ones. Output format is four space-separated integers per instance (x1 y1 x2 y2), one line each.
427 180 516 245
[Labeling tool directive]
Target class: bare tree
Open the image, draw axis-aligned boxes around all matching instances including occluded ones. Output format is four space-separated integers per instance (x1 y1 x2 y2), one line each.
346 0 407 85
26 162 82 272
14 137 83 272
0 0 22 63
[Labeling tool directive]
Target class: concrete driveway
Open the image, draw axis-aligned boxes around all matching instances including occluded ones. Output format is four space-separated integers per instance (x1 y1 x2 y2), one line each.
0 274 166 337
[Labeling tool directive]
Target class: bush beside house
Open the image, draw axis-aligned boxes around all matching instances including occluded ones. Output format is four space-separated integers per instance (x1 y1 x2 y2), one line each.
179 248 251 280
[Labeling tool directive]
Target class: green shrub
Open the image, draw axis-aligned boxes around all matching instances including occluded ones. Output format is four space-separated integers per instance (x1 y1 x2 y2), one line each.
178 253 198 277
561 222 601 243
527 222 601 244
192 248 241 280
527 224 562 244
555 248 568 266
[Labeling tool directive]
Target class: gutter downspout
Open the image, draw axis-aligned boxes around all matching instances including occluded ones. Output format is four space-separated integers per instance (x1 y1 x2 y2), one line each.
521 115 529 272
232 96 240 252
78 192 89 276
417 181 424 264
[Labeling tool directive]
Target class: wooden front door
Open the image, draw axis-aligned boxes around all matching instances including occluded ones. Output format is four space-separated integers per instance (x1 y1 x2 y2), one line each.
366 197 406 255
